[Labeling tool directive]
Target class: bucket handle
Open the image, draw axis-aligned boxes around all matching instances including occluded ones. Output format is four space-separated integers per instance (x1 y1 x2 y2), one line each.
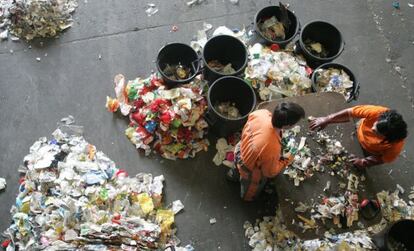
204 112 217 126
348 82 360 102
340 40 346 55
191 57 204 75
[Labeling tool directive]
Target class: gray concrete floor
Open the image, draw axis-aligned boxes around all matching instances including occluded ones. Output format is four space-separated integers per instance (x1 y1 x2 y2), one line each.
0 0 413 250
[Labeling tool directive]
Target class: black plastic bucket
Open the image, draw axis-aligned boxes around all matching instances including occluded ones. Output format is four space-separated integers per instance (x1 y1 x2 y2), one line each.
206 76 256 137
372 219 414 251
202 35 248 84
311 63 360 102
254 5 300 47
296 21 345 68
156 43 200 89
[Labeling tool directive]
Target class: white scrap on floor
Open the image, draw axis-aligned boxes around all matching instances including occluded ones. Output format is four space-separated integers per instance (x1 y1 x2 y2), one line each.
0 177 6 190
209 218 217 224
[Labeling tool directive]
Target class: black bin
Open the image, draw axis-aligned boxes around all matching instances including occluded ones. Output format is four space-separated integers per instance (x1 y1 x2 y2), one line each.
254 5 300 47
206 76 256 137
372 219 414 251
311 63 360 102
202 35 248 84
296 21 344 68
156 43 200 89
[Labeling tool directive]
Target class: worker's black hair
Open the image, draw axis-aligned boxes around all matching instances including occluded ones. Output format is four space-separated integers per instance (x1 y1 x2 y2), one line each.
272 102 305 128
376 110 407 142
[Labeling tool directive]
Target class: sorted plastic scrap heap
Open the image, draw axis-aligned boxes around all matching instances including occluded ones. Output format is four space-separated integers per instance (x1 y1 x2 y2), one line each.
106 74 209 160
245 43 312 101
3 123 184 250
314 68 354 100
0 0 78 41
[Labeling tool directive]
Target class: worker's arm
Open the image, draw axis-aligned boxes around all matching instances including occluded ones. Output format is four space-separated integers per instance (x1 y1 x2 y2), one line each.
309 108 352 131
350 155 384 169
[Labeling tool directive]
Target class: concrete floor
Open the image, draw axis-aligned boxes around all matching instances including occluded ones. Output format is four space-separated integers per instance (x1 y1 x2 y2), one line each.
0 0 413 250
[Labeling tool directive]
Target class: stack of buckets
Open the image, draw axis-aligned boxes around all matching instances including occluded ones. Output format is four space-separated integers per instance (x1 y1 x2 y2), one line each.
155 5 359 137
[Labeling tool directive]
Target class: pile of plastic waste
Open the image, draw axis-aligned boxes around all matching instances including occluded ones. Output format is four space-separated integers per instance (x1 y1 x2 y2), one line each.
2 121 185 250
0 0 78 41
313 131 353 179
212 133 240 168
190 24 249 53
244 209 375 251
377 189 414 222
314 67 354 100
106 74 209 160
313 191 359 228
281 126 314 186
245 43 312 101
281 127 352 186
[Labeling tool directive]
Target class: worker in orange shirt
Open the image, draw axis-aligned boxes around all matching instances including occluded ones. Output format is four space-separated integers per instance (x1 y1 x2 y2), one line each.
227 102 305 201
309 105 407 169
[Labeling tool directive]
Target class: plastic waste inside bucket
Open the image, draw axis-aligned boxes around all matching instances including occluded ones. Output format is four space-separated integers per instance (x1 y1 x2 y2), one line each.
297 20 344 67
207 76 256 137
207 60 237 75
214 102 241 119
157 43 200 88
304 39 329 58
202 35 248 83
258 16 286 41
162 63 191 80
254 4 300 47
311 63 360 102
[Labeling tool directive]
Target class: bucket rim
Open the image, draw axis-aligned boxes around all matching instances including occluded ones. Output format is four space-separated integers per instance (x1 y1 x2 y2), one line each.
299 20 344 61
202 35 248 76
207 76 256 121
156 42 200 84
311 62 358 100
254 5 300 44
385 219 414 249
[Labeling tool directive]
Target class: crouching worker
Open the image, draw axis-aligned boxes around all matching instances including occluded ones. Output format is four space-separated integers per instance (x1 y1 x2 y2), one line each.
309 105 407 169
227 102 305 201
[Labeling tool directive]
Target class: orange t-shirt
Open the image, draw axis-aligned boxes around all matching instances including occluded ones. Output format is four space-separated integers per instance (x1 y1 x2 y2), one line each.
240 109 290 178
350 105 405 163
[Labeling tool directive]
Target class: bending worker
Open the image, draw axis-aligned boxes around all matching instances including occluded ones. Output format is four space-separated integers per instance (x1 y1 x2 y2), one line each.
227 102 305 201
309 105 407 169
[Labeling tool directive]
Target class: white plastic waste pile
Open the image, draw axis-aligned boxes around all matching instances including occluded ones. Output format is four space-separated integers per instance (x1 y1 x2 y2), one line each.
3 121 185 250
245 43 312 101
314 67 354 100
0 0 78 41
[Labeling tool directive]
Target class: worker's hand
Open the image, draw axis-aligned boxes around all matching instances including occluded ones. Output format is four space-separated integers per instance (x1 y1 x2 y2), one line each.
309 116 330 131
350 157 369 169
286 153 295 165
